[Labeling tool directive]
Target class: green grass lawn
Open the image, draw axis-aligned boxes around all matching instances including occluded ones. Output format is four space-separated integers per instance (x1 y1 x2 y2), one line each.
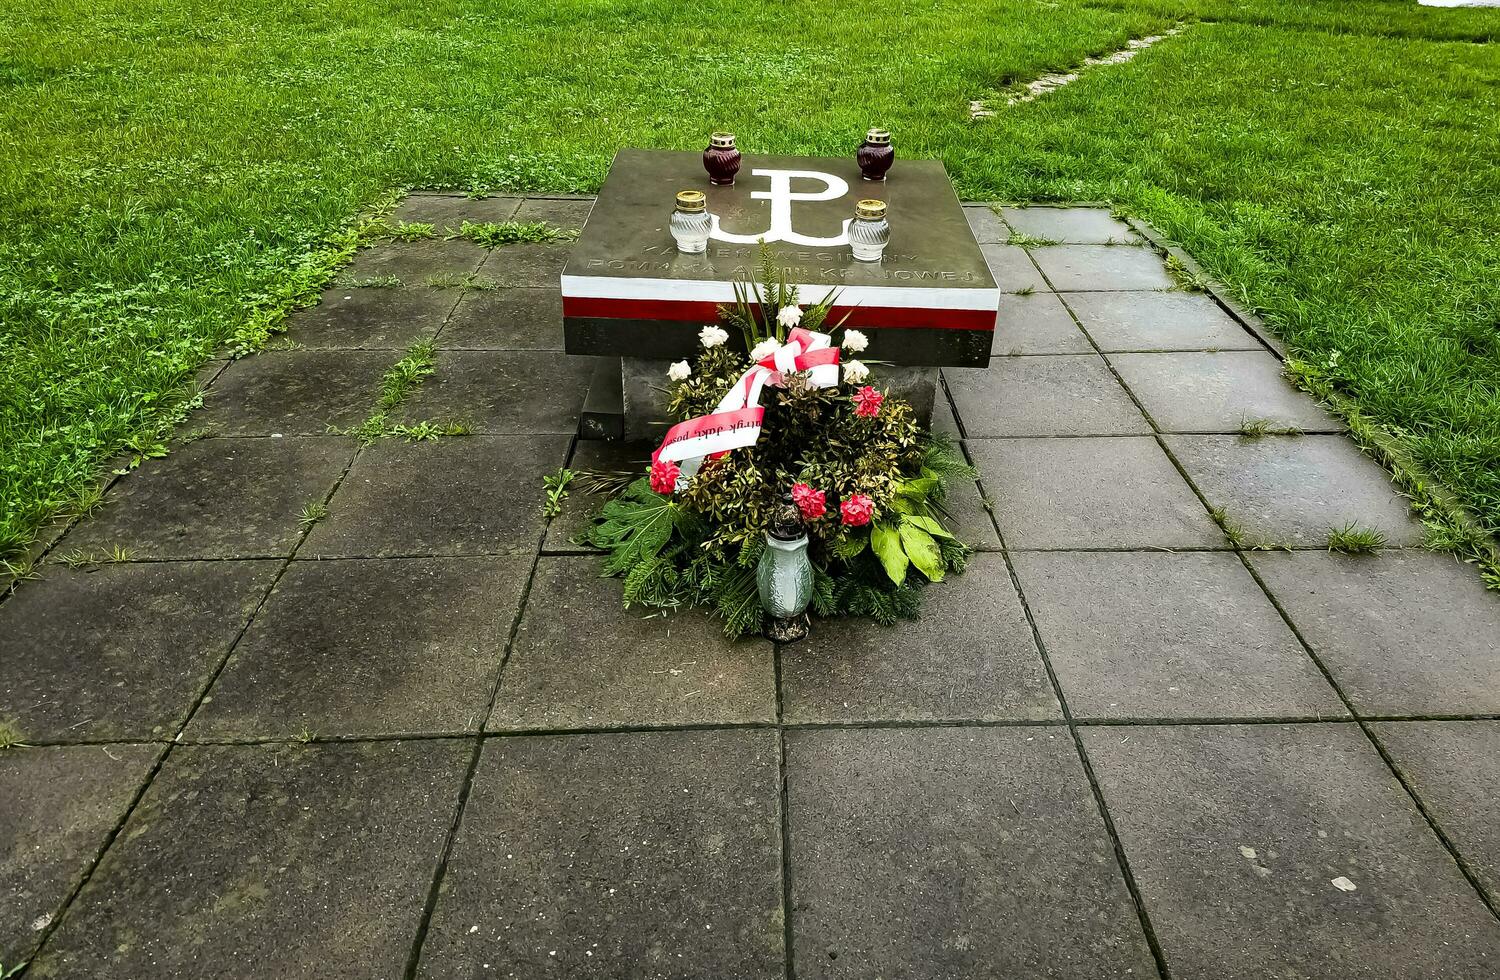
2 0 1498 562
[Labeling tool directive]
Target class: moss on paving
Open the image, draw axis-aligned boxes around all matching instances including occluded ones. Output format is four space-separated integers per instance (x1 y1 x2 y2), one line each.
1 0 1498 555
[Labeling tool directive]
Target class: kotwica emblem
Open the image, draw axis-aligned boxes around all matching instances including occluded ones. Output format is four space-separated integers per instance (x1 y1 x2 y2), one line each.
709 169 852 247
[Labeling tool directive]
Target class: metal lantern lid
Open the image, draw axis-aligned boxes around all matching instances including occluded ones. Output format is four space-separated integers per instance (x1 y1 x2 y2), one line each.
675 189 707 213
865 128 892 145
709 132 737 148
855 199 888 220
768 494 805 541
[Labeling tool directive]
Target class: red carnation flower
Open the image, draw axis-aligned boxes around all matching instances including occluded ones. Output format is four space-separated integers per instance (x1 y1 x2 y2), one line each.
791 482 826 521
649 459 681 495
853 385 884 418
841 493 875 527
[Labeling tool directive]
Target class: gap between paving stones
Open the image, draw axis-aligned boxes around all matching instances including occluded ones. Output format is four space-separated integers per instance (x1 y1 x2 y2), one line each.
24 710 1500 752
1122 213 1500 570
940 372 1173 978
399 425 581 980
991 241 1500 928
15 438 366 970
972 202 1496 573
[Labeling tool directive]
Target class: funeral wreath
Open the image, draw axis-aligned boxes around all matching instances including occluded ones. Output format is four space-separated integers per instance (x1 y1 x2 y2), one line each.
577 248 975 639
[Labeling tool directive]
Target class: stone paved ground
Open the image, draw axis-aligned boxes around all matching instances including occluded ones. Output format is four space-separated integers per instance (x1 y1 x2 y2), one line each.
3 194 1500 979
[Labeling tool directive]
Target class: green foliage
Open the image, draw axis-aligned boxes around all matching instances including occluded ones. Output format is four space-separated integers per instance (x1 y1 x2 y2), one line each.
378 341 436 410
588 258 971 637
386 419 472 441
389 221 437 241
459 220 579 247
424 272 501 289
585 478 683 575
0 720 24 750
1327 522 1387 554
542 468 576 519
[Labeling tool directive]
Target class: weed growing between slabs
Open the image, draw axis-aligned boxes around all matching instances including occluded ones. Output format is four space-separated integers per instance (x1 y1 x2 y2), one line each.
2 0 1498 566
337 339 472 446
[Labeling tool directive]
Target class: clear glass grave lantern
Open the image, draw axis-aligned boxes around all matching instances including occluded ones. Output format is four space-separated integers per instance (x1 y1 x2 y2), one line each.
758 495 813 642
849 199 890 262
670 189 711 254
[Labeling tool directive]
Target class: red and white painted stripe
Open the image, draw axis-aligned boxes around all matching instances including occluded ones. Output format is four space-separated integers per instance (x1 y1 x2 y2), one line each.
562 275 998 331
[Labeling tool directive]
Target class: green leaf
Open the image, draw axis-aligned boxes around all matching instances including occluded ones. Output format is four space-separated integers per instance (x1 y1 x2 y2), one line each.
871 521 908 586
587 478 679 576
903 513 954 540
712 565 762 638
900 523 944 582
811 565 838 616
898 477 938 501
831 532 868 560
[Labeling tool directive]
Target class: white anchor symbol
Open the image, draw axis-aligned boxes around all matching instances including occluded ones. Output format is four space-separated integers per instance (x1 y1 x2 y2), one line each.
709 169 852 247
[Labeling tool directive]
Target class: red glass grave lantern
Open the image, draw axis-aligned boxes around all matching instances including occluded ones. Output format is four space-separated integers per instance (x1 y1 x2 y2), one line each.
857 128 894 181
703 133 741 186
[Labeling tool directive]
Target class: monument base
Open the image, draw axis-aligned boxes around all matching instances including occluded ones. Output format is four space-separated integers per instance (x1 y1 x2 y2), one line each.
610 358 937 443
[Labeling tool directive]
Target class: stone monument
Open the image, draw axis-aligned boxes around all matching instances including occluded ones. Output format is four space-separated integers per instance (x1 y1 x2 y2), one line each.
562 147 998 440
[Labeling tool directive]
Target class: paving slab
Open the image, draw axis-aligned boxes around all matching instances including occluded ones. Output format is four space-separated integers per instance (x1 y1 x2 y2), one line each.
1000 206 1139 244
1013 551 1343 720
781 554 1058 723
0 743 160 967
476 241 572 288
967 437 1224 549
1031 245 1176 291
342 237 489 282
397 350 591 434
1082 723 1500 980
1062 290 1261 351
1250 550 1500 715
1166 434 1424 548
946 354 1150 437
285 285 455 349
26 740 468 980
542 440 652 554
940 470 1003 550
0 562 278 741
992 291 1093 355
786 727 1155 980
188 557 530 739
389 192 522 235
1373 720 1500 906
962 204 1008 244
931 389 962 438
490 556 776 730
196 349 392 436
305 433 569 557
979 244 1049 293
416 730 782 979
512 196 594 232
1110 350 1342 433
62 437 353 560
438 287 565 350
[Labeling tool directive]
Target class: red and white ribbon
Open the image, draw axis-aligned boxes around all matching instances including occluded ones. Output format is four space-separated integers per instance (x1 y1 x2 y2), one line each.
652 327 841 488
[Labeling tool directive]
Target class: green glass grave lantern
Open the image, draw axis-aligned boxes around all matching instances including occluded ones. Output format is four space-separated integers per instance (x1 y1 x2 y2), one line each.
758 494 813 642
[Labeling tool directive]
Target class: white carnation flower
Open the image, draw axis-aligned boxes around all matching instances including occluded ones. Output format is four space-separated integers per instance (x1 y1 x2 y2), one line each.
841 329 869 352
776 305 804 328
667 360 692 382
749 338 781 361
842 359 869 384
698 325 728 348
